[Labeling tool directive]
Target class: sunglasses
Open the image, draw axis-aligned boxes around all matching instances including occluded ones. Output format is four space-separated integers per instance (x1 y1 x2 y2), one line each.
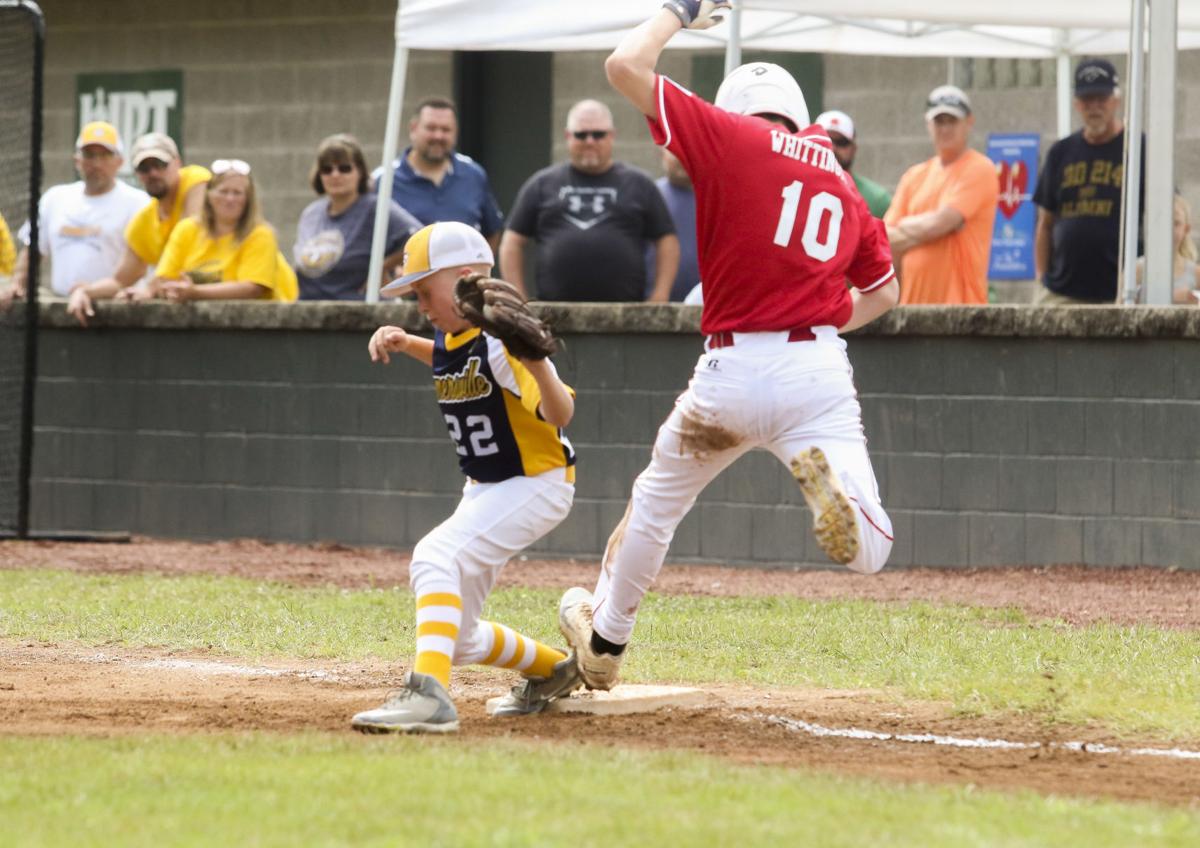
211 158 251 176
571 130 610 141
319 163 356 175
926 95 969 113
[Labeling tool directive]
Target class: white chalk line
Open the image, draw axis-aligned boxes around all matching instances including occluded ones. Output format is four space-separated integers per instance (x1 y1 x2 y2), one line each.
757 714 1200 762
139 658 341 681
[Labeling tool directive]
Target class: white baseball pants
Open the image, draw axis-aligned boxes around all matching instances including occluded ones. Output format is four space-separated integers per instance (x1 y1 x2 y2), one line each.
591 327 893 646
408 467 574 665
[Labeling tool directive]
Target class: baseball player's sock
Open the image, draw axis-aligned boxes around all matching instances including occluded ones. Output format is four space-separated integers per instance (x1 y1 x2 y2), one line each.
590 632 626 656
479 620 567 678
414 591 463 690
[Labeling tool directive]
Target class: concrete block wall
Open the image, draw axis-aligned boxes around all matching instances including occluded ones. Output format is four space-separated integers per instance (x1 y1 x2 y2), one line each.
38 0 450 251
34 2 1200 250
27 303 1200 569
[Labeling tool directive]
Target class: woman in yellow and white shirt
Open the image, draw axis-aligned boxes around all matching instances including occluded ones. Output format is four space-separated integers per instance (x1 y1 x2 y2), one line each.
153 159 297 302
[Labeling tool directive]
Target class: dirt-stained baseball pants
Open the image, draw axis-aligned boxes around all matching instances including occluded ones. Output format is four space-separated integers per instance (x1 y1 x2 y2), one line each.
591 327 893 645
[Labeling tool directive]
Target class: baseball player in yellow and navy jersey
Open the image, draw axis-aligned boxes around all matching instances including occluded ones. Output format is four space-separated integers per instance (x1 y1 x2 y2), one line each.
351 221 580 733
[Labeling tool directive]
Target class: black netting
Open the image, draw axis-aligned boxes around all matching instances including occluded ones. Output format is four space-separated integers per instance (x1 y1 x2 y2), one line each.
0 2 43 537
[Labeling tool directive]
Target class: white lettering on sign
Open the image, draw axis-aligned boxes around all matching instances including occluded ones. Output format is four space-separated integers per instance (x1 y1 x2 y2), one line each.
79 87 178 174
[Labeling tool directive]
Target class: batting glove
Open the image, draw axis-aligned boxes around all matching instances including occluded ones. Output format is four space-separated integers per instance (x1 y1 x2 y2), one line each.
663 0 732 30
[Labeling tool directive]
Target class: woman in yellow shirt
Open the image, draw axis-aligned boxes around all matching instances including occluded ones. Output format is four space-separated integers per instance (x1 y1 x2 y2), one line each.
152 159 297 302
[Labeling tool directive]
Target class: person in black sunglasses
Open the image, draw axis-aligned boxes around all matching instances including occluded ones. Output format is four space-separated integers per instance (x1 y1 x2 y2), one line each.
501 98 679 303
294 133 421 300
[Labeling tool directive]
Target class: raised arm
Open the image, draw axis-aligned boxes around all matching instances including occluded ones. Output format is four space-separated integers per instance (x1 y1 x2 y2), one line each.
605 3 730 117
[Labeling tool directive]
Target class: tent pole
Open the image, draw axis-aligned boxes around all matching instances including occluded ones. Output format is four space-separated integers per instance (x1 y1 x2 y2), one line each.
1120 1 1147 305
723 3 742 77
366 3 410 304
1055 31 1072 139
1144 0 1178 306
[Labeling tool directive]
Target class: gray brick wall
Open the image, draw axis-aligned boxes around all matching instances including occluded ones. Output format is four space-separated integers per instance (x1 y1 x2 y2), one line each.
35 4 1200 259
28 310 1200 570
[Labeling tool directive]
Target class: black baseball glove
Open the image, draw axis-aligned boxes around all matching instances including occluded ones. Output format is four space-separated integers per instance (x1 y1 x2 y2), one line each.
453 273 560 361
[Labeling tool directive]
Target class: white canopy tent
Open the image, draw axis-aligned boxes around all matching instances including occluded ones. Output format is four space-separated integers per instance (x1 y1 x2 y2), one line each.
368 1 1194 305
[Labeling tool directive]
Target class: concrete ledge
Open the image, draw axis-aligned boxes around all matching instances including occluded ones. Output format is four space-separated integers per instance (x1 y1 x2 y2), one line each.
34 301 1200 338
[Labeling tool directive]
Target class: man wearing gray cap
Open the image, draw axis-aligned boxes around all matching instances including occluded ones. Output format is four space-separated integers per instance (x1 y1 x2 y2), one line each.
885 85 998 305
1032 58 1143 304
66 132 211 325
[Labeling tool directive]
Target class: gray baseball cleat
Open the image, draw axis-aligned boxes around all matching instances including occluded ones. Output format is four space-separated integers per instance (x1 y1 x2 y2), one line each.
559 587 623 691
351 671 460 734
490 654 584 717
791 446 859 565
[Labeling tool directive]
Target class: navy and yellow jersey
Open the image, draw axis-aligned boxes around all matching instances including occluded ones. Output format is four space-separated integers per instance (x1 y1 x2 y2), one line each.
432 328 576 484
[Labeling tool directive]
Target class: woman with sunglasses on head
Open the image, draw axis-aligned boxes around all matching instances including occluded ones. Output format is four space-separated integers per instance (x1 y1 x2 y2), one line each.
150 159 298 302
294 133 421 300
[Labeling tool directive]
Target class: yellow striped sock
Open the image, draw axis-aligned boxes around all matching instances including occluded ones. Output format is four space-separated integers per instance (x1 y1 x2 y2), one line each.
414 592 462 689
478 620 566 678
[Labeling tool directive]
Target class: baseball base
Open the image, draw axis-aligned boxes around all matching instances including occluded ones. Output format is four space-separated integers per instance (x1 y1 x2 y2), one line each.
486 684 709 717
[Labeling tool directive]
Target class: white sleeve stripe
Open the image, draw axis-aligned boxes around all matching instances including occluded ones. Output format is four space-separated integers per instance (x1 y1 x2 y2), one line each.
486 335 521 395
858 268 897 292
658 76 671 148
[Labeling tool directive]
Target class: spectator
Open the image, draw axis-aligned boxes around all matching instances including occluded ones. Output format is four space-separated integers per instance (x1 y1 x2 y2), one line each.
885 86 998 305
815 110 892 218
372 97 504 252
2 121 148 308
147 159 297 302
0 212 14 280
644 148 699 301
500 99 679 302
1136 195 1200 305
1033 58 1143 304
66 132 211 325
294 133 421 300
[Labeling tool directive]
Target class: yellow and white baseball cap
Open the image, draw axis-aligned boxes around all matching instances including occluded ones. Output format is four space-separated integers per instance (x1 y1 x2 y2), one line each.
381 221 493 296
75 121 122 154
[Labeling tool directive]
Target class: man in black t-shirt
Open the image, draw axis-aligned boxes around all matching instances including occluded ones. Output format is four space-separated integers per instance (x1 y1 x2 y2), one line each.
499 99 679 302
1032 58 1144 304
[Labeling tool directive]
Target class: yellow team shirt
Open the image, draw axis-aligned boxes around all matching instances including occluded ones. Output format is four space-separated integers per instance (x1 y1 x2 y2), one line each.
0 212 14 276
124 164 212 265
157 217 298 301
885 148 999 305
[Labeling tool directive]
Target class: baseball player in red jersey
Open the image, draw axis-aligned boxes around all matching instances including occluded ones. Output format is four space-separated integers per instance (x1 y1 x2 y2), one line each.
559 1 901 690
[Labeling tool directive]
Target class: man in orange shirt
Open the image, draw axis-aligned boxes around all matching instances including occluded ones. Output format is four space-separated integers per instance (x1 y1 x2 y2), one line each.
885 86 998 305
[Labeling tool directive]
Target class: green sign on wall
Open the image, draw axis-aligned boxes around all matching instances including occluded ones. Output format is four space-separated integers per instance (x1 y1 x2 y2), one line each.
75 69 184 176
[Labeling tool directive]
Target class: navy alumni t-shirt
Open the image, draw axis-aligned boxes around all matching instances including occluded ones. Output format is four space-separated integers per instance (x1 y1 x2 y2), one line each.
1032 129 1144 302
507 162 675 301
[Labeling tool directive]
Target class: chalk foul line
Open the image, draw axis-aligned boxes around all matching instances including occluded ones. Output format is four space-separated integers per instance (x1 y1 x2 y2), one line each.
757 714 1200 762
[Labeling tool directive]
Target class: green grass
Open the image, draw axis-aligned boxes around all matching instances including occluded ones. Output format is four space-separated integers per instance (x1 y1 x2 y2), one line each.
0 733 1196 848
1 570 1198 737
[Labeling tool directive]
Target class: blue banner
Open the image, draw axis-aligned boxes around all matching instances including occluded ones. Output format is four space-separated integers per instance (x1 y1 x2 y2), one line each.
987 133 1040 280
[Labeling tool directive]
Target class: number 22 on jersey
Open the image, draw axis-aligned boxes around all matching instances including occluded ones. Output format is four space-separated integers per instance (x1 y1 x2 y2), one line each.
774 180 843 262
444 413 499 457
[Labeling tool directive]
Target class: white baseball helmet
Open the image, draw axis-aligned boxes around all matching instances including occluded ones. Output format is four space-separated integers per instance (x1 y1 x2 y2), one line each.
714 62 810 131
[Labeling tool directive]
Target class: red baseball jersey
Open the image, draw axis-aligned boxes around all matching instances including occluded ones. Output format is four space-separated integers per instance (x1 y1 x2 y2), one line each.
647 75 895 333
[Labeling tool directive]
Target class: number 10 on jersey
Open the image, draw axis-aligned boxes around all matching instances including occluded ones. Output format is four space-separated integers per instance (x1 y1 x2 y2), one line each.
774 181 843 262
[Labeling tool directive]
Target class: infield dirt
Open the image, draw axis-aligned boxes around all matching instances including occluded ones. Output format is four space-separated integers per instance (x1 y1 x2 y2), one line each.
2 539 1198 807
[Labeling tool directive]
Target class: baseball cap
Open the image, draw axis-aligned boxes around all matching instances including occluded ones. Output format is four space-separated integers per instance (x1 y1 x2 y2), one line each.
815 110 855 141
381 221 494 296
715 62 810 132
924 85 972 121
1075 58 1119 97
130 132 181 168
75 121 121 154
